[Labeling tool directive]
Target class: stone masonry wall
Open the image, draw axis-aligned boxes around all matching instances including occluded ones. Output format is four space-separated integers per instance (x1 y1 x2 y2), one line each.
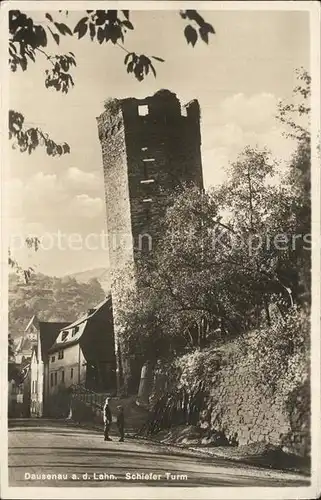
97 101 135 394
204 360 310 457
169 332 310 458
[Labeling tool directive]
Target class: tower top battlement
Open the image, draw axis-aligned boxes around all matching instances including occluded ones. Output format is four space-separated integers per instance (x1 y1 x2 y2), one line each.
97 89 200 134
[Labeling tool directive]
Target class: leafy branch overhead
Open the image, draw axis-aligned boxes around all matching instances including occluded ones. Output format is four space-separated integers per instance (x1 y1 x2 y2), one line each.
9 10 75 87
124 53 165 82
180 10 215 46
72 10 166 82
9 10 76 155
9 9 215 155
44 53 76 93
9 9 215 84
9 110 70 156
73 10 132 43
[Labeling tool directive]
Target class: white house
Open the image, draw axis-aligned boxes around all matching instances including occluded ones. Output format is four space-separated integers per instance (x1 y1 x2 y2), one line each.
30 320 69 417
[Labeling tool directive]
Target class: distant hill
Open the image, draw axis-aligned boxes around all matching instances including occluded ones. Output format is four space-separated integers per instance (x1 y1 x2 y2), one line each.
8 272 106 338
68 267 111 293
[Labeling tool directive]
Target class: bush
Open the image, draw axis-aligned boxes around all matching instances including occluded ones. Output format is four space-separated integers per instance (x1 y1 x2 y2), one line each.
249 306 310 393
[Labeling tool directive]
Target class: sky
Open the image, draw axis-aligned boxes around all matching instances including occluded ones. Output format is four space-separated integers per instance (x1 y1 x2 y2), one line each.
7 8 310 276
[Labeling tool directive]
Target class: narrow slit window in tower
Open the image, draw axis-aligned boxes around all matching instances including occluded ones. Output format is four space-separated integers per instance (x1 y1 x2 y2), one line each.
142 158 155 179
140 179 155 184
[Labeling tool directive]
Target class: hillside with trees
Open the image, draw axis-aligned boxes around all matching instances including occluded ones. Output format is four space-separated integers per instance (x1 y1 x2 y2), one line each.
8 273 106 337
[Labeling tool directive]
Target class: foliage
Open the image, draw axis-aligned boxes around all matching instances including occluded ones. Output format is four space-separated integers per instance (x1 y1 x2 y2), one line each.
9 110 70 157
103 98 121 115
273 138 311 303
9 9 214 155
119 148 292 361
146 306 310 452
9 10 75 155
8 333 15 360
9 10 75 86
153 306 310 408
8 333 25 383
276 68 311 302
118 70 311 363
8 273 105 337
277 68 310 142
180 10 215 46
44 53 76 93
214 145 306 309
119 186 223 362
248 306 310 393
175 347 225 392
8 361 25 384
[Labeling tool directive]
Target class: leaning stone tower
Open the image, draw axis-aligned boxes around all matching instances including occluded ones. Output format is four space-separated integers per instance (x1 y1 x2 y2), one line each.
97 90 204 394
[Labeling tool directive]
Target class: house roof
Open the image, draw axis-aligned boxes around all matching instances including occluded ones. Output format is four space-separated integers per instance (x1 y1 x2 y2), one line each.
18 335 36 354
48 296 112 353
65 296 112 330
38 322 70 359
24 314 39 332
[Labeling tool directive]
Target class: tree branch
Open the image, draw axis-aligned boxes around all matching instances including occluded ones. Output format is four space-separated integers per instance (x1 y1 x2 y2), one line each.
35 46 54 65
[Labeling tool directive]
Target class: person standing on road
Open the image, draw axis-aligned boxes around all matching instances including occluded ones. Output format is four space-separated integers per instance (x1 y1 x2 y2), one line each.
116 405 125 442
103 397 112 441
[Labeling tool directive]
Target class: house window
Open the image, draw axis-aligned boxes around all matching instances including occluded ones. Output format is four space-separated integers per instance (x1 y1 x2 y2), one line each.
61 371 64 383
50 373 53 387
72 326 79 337
54 372 57 385
58 350 64 360
138 104 149 116
61 331 68 341
70 368 74 379
51 356 55 363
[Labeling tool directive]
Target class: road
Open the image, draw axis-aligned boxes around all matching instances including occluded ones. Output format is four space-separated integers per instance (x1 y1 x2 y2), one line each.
8 419 309 488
